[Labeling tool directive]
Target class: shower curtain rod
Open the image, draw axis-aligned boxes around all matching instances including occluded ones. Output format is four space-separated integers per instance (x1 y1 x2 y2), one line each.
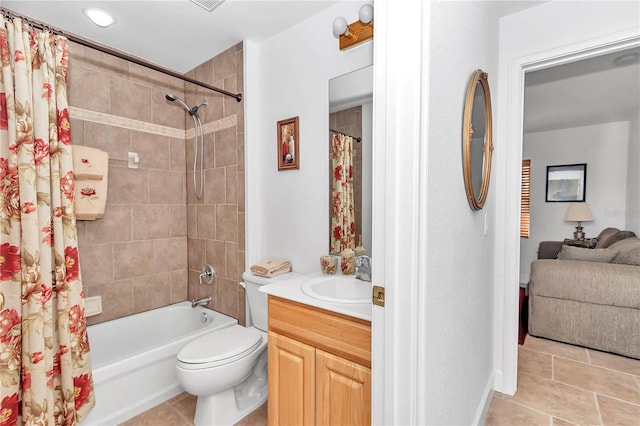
0 7 243 102
330 129 362 143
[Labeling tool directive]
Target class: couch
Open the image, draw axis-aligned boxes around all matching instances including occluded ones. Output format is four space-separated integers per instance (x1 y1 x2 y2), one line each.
528 228 640 359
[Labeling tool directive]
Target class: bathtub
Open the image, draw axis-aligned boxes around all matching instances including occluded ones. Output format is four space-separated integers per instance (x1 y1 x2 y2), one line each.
80 302 238 425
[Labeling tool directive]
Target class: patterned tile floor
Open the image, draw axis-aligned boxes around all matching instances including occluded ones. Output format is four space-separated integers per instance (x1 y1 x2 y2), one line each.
119 336 639 425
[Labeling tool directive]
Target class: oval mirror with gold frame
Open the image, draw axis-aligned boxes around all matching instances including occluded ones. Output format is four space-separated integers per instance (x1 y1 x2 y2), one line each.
463 69 494 210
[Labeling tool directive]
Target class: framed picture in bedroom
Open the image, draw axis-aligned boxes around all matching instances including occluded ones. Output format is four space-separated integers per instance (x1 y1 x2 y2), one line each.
545 163 587 202
277 116 299 171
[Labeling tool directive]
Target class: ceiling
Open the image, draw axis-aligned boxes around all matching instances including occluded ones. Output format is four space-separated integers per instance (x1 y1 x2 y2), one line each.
524 47 640 133
2 0 338 73
4 1 635 134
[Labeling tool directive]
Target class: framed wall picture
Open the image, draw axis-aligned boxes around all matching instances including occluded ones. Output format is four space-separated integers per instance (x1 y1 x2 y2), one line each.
277 116 299 170
545 163 587 202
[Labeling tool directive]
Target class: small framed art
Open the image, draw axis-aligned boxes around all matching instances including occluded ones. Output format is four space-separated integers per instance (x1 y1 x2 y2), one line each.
277 116 299 171
546 163 587 202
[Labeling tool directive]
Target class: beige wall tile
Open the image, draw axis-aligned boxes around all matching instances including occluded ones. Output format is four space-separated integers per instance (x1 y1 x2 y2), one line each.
170 137 187 172
214 127 237 167
84 205 132 244
149 170 185 204
133 273 171 313
203 168 226 204
216 204 238 243
68 66 111 113
82 44 129 76
196 205 216 239
83 122 131 161
213 47 236 81
79 244 114 285
215 277 239 319
188 238 206 271
86 279 133 325
113 240 155 280
238 171 245 213
225 166 238 203
205 240 227 279
133 204 171 240
170 270 189 303
238 213 246 252
225 242 239 281
108 167 149 205
110 77 152 122
152 89 188 129
187 205 197 238
155 238 188 273
170 205 188 238
131 130 171 170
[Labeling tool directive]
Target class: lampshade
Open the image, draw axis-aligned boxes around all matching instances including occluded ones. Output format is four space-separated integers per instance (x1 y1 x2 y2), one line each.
564 202 593 222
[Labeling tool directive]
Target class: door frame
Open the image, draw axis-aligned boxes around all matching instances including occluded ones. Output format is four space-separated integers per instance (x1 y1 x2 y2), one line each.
493 8 640 393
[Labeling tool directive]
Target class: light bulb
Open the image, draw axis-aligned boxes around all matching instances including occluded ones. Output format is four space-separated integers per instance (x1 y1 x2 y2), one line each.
359 4 373 24
332 17 348 37
84 8 115 28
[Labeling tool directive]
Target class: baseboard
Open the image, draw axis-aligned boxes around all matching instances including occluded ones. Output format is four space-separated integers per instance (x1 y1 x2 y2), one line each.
472 371 495 426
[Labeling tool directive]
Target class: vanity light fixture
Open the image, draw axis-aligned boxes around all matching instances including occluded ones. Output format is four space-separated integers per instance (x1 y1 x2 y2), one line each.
332 4 373 51
83 8 115 28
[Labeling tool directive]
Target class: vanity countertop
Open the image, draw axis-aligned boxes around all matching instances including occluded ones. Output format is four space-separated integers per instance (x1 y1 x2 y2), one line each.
259 271 372 322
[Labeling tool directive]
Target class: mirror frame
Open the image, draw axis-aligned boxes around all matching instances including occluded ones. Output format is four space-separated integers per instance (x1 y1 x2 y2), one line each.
462 69 494 211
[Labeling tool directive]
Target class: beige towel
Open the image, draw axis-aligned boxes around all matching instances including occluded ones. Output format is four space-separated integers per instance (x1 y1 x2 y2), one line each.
250 258 292 278
74 149 109 220
73 145 105 180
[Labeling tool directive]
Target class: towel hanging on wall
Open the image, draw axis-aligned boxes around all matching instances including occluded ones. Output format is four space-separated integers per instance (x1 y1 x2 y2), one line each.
73 146 109 220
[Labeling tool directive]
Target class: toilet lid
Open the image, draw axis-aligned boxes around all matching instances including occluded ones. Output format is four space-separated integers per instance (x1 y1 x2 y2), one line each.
177 326 262 368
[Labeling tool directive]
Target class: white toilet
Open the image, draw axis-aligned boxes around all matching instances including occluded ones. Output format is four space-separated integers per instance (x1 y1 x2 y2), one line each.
176 270 298 425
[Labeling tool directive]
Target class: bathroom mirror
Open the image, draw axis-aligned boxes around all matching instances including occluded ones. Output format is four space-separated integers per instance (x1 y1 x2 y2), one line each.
462 69 494 211
329 65 373 253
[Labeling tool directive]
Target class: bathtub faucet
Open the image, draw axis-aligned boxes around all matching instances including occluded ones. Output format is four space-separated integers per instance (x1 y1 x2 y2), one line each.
191 296 212 308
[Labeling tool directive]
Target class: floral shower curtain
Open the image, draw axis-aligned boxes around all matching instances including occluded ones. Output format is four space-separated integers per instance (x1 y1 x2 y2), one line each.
330 133 355 253
0 17 94 424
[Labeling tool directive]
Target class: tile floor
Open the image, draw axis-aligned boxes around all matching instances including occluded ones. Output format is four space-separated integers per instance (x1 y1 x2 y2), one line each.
119 394 266 426
120 336 639 426
487 335 640 425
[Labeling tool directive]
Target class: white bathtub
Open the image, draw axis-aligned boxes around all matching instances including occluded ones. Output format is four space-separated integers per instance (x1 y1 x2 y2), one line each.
80 302 238 425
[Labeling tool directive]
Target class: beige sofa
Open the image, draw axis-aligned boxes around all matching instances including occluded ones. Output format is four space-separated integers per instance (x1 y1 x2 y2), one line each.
528 231 640 359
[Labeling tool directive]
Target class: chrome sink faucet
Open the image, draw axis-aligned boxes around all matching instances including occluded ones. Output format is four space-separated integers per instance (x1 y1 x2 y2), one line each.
355 256 372 282
191 296 212 308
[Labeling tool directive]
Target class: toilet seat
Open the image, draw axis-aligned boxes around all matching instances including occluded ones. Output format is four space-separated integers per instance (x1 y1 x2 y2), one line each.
177 326 263 370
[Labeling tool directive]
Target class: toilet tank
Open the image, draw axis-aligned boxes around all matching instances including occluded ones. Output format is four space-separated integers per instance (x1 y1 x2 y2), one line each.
241 270 300 331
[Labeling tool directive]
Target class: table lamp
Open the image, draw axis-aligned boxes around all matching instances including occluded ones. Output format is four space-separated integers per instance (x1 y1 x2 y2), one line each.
564 202 593 239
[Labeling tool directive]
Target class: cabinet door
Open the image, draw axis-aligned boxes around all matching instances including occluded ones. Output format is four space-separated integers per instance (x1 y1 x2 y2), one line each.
268 331 315 426
316 349 371 426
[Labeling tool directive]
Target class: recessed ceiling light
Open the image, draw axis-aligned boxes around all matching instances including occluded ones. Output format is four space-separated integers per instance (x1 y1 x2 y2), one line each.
83 8 115 28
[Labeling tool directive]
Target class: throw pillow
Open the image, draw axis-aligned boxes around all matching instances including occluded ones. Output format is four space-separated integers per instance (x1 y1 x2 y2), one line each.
595 227 620 248
557 246 618 263
609 237 640 266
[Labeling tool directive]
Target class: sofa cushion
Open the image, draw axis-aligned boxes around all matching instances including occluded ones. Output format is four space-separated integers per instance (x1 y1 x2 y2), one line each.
557 246 618 263
609 237 640 266
530 259 640 309
595 227 620 248
597 229 636 248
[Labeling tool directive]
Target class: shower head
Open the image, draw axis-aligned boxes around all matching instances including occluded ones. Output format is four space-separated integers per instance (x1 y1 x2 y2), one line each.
165 93 207 117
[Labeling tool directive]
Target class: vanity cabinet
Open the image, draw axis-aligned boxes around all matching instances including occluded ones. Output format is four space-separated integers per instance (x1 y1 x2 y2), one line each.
267 296 371 426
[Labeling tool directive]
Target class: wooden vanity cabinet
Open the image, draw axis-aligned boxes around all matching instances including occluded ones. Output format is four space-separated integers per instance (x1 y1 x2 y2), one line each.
267 296 372 426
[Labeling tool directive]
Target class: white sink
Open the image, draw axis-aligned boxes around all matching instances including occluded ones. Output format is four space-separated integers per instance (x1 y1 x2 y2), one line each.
301 275 371 304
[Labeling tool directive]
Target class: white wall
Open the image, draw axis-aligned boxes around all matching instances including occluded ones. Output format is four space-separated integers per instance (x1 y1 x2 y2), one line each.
245 1 373 272
425 1 499 424
626 113 640 233
519 122 630 281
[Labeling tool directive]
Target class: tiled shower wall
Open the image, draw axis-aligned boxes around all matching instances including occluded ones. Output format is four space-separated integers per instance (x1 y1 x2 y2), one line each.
67 41 245 325
329 106 363 246
185 43 246 324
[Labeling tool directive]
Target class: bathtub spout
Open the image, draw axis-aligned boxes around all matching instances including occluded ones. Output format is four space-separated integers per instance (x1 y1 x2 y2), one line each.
191 296 212 308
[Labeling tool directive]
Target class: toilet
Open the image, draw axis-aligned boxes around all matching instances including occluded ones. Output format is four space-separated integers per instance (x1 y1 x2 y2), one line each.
176 270 298 425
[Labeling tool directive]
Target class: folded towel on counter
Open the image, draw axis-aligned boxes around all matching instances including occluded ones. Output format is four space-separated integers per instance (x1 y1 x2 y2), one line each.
74 148 109 220
250 258 292 278
73 145 106 180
